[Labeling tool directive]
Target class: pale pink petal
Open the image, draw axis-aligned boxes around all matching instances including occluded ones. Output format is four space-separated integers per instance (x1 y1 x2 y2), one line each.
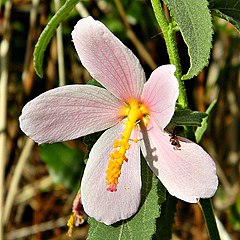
19 85 123 144
141 65 179 129
81 123 141 225
141 123 218 203
72 16 145 101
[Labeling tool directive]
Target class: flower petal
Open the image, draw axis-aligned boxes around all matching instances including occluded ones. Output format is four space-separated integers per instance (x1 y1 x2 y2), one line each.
141 65 179 129
81 123 141 225
19 85 122 144
141 123 218 203
72 16 146 101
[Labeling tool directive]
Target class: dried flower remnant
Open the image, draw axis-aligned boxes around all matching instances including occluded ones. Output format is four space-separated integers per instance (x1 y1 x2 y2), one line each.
67 192 84 236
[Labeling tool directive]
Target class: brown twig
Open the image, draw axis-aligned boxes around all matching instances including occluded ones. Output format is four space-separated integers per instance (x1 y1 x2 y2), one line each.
114 0 157 70
22 0 40 95
0 1 12 239
5 216 68 239
3 138 35 225
54 0 66 86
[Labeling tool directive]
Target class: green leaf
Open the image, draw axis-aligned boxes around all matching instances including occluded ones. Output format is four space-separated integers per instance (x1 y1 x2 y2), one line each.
195 99 217 143
87 79 104 88
153 194 177 240
82 80 105 163
34 0 80 78
87 157 166 240
83 131 103 164
230 191 240 231
171 109 207 127
163 0 213 80
39 142 85 191
208 0 240 32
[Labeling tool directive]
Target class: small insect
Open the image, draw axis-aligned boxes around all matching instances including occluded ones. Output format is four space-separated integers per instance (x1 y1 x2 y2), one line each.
169 130 181 150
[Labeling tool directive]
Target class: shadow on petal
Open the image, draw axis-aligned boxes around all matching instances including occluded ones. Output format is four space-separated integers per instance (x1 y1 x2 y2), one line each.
140 123 159 176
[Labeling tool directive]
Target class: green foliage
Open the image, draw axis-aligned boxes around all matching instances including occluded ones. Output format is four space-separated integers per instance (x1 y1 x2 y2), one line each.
171 108 207 127
163 0 213 80
208 0 240 31
0 0 8 6
87 79 104 88
87 157 166 240
83 131 103 164
153 194 177 240
230 191 240 231
195 99 217 143
39 142 85 191
34 0 80 78
200 199 221 240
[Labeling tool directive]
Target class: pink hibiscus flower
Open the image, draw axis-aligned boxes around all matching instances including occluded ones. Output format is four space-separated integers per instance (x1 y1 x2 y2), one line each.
19 17 218 225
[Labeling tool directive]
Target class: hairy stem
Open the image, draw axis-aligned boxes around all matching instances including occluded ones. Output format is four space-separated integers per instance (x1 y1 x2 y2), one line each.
151 1 220 240
151 0 188 108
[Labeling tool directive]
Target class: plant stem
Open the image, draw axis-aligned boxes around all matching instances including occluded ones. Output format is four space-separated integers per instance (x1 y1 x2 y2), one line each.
200 199 221 240
114 0 157 70
151 2 220 240
151 0 188 109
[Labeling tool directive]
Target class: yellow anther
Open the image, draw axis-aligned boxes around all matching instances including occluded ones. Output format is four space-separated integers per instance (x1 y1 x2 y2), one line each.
113 140 120 148
120 134 125 140
106 99 150 191
123 142 130 150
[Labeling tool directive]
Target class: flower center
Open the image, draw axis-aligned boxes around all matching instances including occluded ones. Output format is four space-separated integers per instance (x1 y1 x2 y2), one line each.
105 99 149 192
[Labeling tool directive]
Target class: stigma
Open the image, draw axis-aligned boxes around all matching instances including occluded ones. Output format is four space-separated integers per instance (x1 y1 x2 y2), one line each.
105 99 149 192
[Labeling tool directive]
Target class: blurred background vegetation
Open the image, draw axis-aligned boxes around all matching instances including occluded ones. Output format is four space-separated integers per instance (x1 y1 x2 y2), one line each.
0 0 239 239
